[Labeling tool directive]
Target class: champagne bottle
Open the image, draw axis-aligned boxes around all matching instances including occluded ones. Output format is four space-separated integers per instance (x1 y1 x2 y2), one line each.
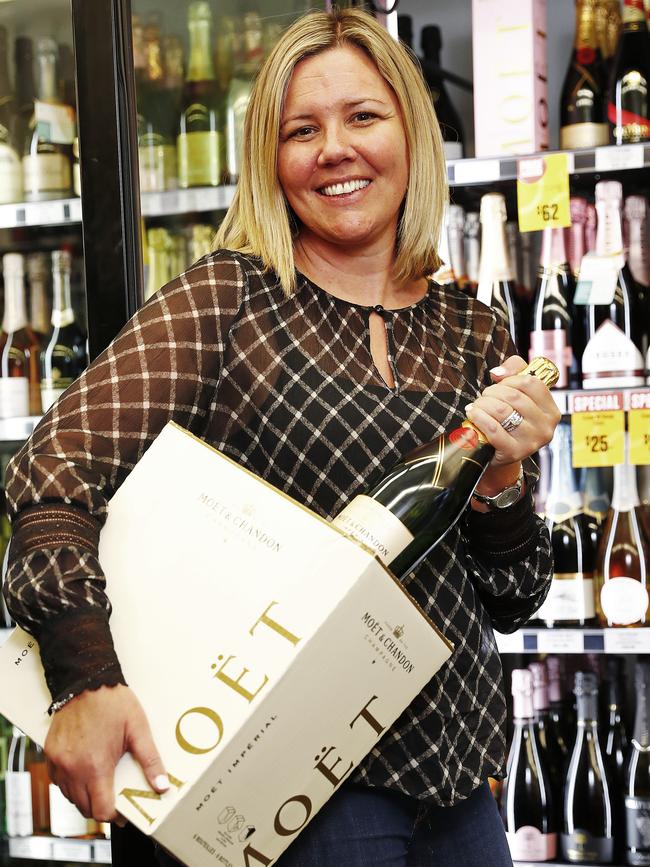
189 224 214 263
477 193 521 351
582 181 645 389
13 37 35 159
162 35 184 138
536 423 596 627
225 11 263 184
608 0 650 144
501 669 557 861
448 204 469 292
625 660 650 866
178 1 223 189
434 204 455 288
530 227 579 388
27 741 49 834
420 25 465 160
333 357 558 579
5 727 33 837
562 672 614 864
547 656 571 758
27 252 51 338
138 19 177 193
567 197 588 278
624 195 650 359
530 661 566 803
0 26 23 204
602 656 628 861
595 434 650 627
464 211 480 295
582 464 613 575
0 253 41 418
640 464 650 545
40 250 88 412
560 0 609 149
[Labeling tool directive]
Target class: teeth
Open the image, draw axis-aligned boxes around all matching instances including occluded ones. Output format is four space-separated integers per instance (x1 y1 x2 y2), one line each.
320 179 370 197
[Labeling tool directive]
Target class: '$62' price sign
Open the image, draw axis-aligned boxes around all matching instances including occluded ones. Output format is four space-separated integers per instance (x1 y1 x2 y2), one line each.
569 392 625 468
517 153 571 233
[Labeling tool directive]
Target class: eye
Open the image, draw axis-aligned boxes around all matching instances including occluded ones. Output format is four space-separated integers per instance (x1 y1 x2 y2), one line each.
352 111 377 123
287 125 317 140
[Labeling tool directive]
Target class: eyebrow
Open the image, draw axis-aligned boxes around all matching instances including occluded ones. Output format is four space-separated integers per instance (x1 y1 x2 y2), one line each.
280 98 388 128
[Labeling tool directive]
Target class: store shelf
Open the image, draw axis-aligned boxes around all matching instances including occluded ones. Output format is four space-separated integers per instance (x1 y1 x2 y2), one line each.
496 627 650 655
8 835 111 863
551 386 650 415
0 197 82 230
0 416 41 442
141 185 236 218
447 143 650 187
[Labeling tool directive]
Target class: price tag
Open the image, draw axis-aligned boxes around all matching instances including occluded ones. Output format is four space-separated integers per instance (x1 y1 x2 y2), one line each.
494 630 523 653
604 628 650 654
516 153 571 233
595 144 644 172
536 630 584 654
52 841 93 861
573 251 623 305
629 391 650 465
453 158 500 185
570 391 625 467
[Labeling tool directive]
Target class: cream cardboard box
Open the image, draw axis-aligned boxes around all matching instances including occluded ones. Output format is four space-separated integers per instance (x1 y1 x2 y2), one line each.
0 422 452 867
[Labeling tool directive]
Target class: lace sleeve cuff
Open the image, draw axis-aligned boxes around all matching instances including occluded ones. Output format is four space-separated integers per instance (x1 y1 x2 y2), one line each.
10 503 102 558
463 486 540 567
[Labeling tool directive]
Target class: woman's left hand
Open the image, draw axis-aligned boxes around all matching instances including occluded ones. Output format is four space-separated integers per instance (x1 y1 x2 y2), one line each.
465 355 561 495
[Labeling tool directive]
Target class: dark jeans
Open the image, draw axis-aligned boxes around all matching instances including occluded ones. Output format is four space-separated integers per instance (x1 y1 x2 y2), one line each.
151 780 513 867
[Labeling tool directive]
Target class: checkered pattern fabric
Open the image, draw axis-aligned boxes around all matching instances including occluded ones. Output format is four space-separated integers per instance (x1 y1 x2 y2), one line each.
4 249 552 805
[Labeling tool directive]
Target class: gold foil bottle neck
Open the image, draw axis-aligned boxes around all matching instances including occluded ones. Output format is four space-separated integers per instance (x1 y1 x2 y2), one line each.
521 356 560 388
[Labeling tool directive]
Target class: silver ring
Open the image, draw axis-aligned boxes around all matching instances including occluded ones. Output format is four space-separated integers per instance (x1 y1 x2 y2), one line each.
501 409 524 433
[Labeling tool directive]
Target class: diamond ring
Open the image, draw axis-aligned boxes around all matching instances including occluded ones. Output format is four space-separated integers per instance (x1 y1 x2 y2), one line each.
501 410 524 433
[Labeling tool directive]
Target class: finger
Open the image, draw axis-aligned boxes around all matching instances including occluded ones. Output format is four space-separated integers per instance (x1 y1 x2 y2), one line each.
64 781 93 819
465 405 527 460
481 382 546 420
489 355 527 382
87 770 119 824
114 813 128 828
466 394 516 427
127 719 169 794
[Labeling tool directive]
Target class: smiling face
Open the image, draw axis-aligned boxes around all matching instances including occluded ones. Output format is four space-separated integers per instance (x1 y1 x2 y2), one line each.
277 44 410 257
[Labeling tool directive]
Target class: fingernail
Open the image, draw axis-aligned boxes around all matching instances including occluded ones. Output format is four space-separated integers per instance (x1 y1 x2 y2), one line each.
154 774 170 792
115 814 127 828
490 366 506 375
465 403 474 413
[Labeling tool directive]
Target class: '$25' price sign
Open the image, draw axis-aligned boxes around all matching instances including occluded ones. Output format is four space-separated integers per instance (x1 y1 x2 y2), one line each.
569 391 625 468
517 153 571 233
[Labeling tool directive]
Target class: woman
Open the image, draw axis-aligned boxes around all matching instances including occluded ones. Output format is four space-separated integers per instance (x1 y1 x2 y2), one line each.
4 8 559 866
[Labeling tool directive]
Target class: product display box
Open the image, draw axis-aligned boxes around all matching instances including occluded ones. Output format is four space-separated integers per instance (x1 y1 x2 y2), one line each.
472 0 549 158
0 422 452 867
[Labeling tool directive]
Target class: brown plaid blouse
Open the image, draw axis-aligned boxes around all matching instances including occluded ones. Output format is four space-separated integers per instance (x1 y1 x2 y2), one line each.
4 249 552 806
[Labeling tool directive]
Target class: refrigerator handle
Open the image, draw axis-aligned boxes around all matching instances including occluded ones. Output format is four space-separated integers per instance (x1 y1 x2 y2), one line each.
71 0 143 361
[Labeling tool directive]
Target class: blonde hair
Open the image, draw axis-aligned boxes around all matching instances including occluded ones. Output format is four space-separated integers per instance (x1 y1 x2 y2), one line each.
214 7 448 294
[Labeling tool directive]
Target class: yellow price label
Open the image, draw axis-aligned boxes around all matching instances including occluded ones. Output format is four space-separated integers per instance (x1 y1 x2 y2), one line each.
570 391 625 468
629 392 650 465
517 153 571 233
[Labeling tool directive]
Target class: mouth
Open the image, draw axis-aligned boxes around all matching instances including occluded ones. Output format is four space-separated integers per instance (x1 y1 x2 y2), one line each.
317 179 372 198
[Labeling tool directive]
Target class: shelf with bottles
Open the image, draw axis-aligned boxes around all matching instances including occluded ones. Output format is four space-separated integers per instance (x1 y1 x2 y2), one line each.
7 834 111 863
141 184 235 218
0 197 81 231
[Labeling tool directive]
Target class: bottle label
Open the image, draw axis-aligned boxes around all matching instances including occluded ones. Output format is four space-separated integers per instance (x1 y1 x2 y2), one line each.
34 100 76 145
49 782 88 837
332 494 414 566
23 153 72 195
506 826 557 860
626 796 650 865
177 131 222 188
600 576 649 625
5 770 34 836
536 573 595 623
562 831 614 862
0 143 24 204
0 377 30 419
139 139 177 193
582 320 645 389
560 122 609 150
529 330 572 388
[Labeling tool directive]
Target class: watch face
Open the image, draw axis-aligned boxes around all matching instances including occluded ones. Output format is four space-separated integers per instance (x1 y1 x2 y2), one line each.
495 486 521 509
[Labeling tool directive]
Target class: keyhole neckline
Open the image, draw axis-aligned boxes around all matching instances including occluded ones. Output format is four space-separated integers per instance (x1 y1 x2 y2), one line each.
296 271 433 314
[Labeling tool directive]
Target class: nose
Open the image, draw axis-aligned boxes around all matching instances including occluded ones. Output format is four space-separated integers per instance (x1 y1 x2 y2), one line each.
317 121 356 167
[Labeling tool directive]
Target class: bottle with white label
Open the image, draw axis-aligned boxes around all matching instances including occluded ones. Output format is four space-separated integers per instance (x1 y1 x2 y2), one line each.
40 250 88 412
477 192 521 351
624 195 650 360
536 423 596 627
500 669 557 861
595 434 649 627
22 37 74 201
5 727 33 837
49 782 88 837
582 181 645 389
0 25 23 204
625 660 650 866
0 253 42 419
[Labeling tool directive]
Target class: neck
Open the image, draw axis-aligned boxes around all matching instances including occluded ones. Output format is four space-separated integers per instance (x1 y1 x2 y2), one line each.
294 229 426 309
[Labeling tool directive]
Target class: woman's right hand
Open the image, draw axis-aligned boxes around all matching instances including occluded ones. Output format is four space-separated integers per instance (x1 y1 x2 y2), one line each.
45 684 170 824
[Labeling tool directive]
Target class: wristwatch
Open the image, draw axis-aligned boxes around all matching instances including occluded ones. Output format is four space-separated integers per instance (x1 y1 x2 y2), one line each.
472 465 524 509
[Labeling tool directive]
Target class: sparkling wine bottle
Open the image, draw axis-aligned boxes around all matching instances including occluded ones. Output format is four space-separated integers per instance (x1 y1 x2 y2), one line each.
0 26 23 205
624 195 650 359
420 25 465 161
595 434 650 627
640 464 650 544
225 11 263 184
608 0 650 144
560 0 609 149
582 181 645 389
333 357 558 578
0 253 41 419
602 656 628 861
536 423 596 627
501 669 557 862
582 465 613 574
625 660 650 866
465 211 480 295
477 193 521 351
5 727 32 837
27 252 51 338
530 227 579 388
530 661 567 805
562 672 614 864
547 656 571 759
448 204 469 292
